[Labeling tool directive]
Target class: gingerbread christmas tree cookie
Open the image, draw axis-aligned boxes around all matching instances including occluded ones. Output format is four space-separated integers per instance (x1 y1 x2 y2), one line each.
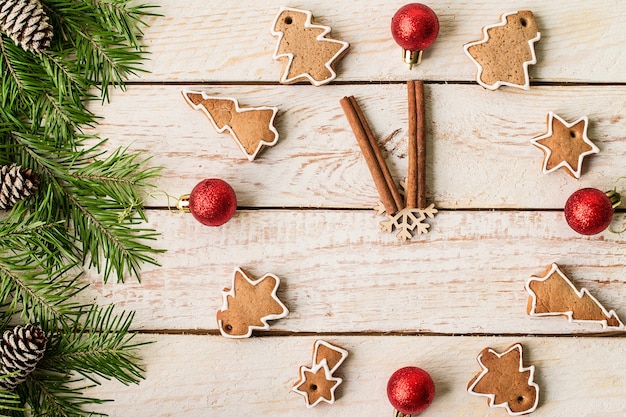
530 112 599 178
293 340 348 407
271 7 349 86
526 263 623 328
182 90 279 161
468 343 539 416
464 11 540 90
216 267 289 338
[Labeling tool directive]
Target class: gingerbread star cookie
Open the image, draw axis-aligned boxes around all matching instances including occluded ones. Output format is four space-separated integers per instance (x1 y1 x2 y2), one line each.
216 267 289 338
293 340 348 408
530 112 599 178
468 343 539 416
183 90 279 161
526 263 623 329
271 7 349 86
464 11 540 90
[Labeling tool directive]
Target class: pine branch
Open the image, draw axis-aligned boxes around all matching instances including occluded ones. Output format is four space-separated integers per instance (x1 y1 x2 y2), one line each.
8 131 163 283
43 0 157 102
0 1 160 413
0 255 80 329
15 372 107 417
43 305 148 386
0 209 85 328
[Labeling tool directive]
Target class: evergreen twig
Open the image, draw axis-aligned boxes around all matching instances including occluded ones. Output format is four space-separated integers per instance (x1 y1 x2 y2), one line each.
0 0 162 414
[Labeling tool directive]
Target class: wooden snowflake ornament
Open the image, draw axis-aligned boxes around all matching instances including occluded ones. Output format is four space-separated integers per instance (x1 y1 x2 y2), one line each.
375 185 438 241
271 7 349 86
467 343 539 415
216 267 289 338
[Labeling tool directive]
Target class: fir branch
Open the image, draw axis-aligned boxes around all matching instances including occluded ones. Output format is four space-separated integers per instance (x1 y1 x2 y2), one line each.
43 305 148 386
0 1 160 413
9 131 163 283
0 244 84 329
15 372 107 417
0 383 21 417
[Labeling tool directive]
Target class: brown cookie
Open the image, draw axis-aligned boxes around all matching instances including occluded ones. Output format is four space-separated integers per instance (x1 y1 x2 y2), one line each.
271 7 349 86
293 340 348 407
526 263 623 328
216 267 288 338
467 343 539 415
183 90 279 161
464 11 540 90
530 112 599 178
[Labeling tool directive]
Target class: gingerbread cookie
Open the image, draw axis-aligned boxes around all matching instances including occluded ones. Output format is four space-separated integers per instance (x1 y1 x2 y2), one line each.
468 343 539 416
216 267 289 338
293 340 348 408
182 90 279 161
530 112 599 178
271 7 349 86
526 263 623 328
464 11 540 90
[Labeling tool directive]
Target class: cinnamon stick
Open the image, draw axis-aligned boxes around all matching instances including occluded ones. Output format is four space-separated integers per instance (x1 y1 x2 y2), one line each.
416 81 427 210
340 96 402 214
406 81 418 208
407 80 427 209
350 97 404 211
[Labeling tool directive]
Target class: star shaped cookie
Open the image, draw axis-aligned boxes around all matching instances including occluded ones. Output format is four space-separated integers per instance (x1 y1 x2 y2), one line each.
293 361 342 408
530 112 599 178
467 343 539 416
293 340 348 408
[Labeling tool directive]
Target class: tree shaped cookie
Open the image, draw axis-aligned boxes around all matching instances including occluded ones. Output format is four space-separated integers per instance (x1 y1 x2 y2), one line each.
271 7 349 86
464 11 540 90
526 263 623 328
216 267 289 338
182 90 279 161
468 343 539 416
530 112 599 178
293 340 348 408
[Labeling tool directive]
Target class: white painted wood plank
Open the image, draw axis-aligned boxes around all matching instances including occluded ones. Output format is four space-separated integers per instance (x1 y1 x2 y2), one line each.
85 334 626 416
88 83 626 209
79 209 626 335
134 0 626 83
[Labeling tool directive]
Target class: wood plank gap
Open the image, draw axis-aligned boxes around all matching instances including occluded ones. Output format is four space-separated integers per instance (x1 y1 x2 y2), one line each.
133 329 626 338
121 80 626 87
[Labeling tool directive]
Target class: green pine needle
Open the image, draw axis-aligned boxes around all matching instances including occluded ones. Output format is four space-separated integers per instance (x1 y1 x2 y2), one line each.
43 305 149 386
0 0 162 414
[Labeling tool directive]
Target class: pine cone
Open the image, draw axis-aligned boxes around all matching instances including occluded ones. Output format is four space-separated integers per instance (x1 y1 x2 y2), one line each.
0 324 47 390
0 163 37 209
0 0 53 53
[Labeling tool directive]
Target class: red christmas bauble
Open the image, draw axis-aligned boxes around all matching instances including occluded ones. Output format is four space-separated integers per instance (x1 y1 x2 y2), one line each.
391 3 439 52
564 188 616 235
387 366 435 415
188 178 237 226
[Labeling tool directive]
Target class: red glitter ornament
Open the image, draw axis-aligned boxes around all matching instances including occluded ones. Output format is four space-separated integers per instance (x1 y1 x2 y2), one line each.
564 187 621 235
391 3 439 68
178 178 237 226
387 366 435 416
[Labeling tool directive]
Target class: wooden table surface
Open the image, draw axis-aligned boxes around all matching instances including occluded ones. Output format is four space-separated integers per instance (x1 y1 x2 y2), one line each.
83 1 625 415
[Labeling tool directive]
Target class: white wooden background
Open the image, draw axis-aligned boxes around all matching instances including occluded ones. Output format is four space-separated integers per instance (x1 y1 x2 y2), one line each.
83 1 626 416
